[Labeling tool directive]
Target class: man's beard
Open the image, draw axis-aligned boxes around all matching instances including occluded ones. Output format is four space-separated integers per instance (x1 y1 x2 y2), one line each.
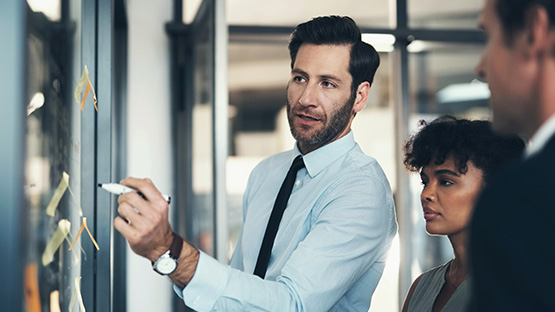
287 91 356 150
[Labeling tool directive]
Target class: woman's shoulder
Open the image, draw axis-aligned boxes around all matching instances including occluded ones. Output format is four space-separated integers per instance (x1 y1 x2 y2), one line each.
421 261 451 281
401 261 452 312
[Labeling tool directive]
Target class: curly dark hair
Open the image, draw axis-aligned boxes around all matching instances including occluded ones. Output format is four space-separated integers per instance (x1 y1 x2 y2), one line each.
403 115 525 184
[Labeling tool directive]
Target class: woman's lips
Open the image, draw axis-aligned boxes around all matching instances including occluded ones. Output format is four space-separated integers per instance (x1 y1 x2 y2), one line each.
423 207 440 221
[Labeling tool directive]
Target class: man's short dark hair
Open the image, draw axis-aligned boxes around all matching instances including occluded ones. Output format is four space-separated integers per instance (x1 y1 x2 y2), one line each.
288 16 380 95
495 0 555 44
403 115 525 184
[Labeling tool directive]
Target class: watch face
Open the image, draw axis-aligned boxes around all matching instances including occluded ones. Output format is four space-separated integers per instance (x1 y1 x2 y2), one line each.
154 257 177 275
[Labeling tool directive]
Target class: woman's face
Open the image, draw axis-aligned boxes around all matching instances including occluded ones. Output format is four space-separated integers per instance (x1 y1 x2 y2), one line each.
420 154 484 237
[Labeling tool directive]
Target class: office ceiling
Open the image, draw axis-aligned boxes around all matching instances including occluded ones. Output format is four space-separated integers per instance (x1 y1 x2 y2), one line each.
186 0 483 28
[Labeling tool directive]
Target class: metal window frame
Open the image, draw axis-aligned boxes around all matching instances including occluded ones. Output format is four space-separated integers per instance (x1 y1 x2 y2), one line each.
213 0 229 264
80 0 127 310
81 0 128 311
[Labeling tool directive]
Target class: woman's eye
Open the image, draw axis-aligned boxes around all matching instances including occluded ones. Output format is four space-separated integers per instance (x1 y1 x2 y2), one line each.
440 180 453 186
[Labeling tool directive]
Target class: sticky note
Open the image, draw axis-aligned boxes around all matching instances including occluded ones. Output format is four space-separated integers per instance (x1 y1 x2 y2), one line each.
69 217 99 251
74 66 89 104
69 276 86 312
74 65 98 111
42 219 71 266
46 172 69 217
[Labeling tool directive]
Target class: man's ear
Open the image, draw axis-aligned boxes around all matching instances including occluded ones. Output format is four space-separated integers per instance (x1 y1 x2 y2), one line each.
353 81 370 113
523 5 553 58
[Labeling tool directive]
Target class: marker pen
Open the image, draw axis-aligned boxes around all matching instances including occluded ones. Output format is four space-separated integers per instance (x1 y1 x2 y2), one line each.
98 183 171 204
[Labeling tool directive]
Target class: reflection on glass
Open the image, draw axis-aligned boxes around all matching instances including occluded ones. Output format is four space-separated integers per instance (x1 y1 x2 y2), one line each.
409 43 487 117
408 0 482 29
24 0 82 310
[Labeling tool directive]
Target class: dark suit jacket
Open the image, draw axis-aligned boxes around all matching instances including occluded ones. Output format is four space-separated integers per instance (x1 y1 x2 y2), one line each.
470 134 555 311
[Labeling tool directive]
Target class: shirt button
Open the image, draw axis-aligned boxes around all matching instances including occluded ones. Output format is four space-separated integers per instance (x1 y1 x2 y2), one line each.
295 180 302 186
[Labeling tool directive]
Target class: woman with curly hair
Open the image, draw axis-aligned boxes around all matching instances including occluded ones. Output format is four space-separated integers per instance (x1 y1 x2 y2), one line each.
401 115 524 312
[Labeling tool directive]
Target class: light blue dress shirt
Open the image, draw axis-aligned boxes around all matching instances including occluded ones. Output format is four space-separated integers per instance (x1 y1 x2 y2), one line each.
175 131 398 311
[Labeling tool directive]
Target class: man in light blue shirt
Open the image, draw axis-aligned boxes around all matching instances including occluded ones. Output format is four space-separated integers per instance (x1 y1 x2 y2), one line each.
114 16 397 311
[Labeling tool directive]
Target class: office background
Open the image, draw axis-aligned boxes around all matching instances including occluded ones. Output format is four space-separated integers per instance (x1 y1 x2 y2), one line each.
1 0 486 311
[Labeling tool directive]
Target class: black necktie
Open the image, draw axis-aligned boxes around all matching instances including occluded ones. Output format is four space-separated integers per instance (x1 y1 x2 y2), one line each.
254 155 305 279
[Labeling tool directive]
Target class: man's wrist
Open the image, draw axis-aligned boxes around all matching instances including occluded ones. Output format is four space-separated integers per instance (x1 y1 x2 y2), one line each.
148 230 175 262
169 240 200 289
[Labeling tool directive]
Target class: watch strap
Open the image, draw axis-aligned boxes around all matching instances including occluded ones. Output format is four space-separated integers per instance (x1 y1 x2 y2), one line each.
168 232 183 260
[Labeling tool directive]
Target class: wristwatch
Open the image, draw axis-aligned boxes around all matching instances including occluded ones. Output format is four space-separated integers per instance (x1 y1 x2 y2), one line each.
152 232 183 275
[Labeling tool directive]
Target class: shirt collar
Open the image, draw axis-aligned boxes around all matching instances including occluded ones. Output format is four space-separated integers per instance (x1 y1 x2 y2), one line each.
524 114 555 159
292 131 357 178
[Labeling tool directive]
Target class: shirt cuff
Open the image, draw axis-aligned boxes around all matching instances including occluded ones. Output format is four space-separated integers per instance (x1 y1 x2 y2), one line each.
175 251 229 311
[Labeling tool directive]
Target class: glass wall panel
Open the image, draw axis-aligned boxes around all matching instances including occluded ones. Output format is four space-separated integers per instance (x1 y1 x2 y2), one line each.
227 0 391 28
23 0 84 310
408 0 482 29
190 5 216 257
406 42 486 281
227 40 290 259
409 43 487 117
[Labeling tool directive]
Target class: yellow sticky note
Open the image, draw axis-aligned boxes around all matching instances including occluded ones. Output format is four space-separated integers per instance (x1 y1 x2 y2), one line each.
74 66 89 105
46 172 69 217
42 219 71 266
69 276 86 312
74 65 98 111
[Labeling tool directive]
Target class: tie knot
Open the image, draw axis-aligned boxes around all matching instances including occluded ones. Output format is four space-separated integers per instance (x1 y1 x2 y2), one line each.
290 155 305 172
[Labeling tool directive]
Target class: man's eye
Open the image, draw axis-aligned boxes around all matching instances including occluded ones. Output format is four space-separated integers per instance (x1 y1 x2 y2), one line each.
293 76 306 83
322 81 335 88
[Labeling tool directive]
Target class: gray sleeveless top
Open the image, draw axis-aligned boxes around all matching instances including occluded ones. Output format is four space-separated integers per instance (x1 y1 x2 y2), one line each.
406 261 471 312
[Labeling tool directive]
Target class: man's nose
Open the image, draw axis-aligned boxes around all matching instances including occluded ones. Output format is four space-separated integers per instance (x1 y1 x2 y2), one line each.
299 83 318 107
475 54 487 83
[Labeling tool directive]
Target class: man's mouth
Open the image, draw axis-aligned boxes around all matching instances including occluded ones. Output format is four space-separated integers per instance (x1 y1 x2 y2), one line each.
298 114 319 122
